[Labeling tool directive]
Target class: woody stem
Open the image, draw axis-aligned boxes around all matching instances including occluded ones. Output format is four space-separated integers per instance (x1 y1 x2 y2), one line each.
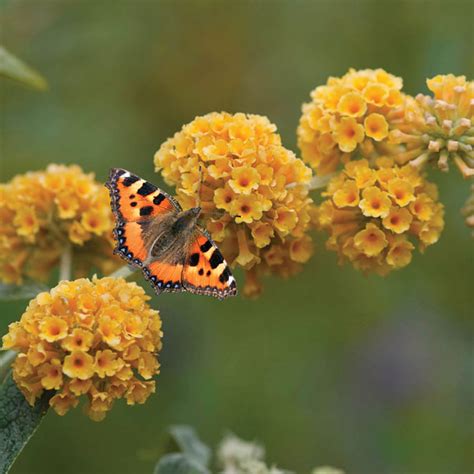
108 265 136 280
59 243 72 281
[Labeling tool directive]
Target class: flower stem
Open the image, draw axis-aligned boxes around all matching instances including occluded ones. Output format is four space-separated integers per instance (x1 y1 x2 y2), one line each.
308 173 336 191
108 265 136 280
59 244 72 281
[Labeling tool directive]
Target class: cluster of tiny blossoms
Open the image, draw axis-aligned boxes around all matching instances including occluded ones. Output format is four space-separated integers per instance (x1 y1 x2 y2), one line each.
2 277 162 421
297 68 410 175
217 434 285 474
155 112 316 297
318 158 444 275
390 75 474 178
0 164 120 285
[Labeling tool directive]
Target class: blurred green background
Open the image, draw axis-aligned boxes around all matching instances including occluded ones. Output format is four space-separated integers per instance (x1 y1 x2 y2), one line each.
1 1 473 473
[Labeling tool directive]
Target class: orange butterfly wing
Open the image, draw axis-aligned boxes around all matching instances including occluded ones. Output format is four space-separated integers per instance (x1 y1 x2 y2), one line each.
106 168 180 266
107 168 237 299
182 230 237 300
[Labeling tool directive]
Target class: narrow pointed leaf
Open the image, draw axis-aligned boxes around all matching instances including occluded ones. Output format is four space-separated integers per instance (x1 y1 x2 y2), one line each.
0 46 47 90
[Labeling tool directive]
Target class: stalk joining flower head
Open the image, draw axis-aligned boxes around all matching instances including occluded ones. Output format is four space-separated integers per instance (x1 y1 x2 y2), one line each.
0 164 120 285
389 74 474 178
297 68 409 175
2 276 162 421
318 158 444 274
154 112 317 297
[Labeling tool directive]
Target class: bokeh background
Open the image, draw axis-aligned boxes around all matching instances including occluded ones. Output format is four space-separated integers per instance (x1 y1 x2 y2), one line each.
1 1 473 473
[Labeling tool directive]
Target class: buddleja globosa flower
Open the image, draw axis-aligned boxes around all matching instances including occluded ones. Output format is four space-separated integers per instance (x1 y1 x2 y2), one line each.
297 68 410 174
318 158 444 274
0 164 120 284
389 74 474 178
154 112 316 297
2 276 162 421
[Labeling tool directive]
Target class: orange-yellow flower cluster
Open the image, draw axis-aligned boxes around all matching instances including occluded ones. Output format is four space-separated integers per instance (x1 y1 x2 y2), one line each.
2 276 162 421
0 164 120 285
461 184 474 237
389 74 474 178
154 112 316 297
318 158 444 274
297 68 409 174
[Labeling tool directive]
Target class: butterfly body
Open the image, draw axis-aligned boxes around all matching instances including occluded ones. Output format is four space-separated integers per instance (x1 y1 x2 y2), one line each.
106 168 237 300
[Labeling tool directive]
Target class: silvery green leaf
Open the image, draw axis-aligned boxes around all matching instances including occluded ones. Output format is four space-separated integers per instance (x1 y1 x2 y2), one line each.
169 425 211 467
154 453 210 474
0 372 52 474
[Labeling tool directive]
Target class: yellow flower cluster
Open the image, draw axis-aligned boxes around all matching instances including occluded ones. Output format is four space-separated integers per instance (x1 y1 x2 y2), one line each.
2 276 162 421
461 184 474 237
318 158 444 274
154 112 316 297
297 68 408 174
0 164 120 285
390 74 474 178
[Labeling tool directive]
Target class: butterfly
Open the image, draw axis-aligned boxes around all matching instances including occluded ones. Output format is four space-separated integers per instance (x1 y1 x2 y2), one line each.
105 168 237 300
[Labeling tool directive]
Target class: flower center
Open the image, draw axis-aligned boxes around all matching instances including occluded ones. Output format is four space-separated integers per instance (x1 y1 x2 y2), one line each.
367 232 378 242
50 325 60 335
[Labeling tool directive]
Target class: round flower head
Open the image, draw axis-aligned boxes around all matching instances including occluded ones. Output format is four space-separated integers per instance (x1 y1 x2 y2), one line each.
154 112 316 297
461 184 474 237
1 276 162 421
297 68 408 174
318 158 444 275
0 164 120 285
389 74 474 178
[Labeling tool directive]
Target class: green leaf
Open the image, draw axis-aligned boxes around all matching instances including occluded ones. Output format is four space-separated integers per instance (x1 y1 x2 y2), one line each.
154 454 210 474
0 282 49 301
169 425 211 467
0 46 48 90
0 372 52 474
0 352 17 384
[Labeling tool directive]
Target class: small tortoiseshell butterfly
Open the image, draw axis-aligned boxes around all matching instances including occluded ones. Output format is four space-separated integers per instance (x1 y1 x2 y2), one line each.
106 168 237 300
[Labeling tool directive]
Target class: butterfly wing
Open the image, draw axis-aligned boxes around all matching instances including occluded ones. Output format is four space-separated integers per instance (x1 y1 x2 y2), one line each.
182 228 237 300
106 168 181 267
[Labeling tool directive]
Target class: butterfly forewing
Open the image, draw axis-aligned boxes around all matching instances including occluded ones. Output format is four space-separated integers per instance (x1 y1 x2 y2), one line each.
106 168 179 266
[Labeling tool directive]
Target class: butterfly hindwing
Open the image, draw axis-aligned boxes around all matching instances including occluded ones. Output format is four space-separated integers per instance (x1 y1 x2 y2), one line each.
142 261 184 295
106 168 180 266
182 230 237 300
